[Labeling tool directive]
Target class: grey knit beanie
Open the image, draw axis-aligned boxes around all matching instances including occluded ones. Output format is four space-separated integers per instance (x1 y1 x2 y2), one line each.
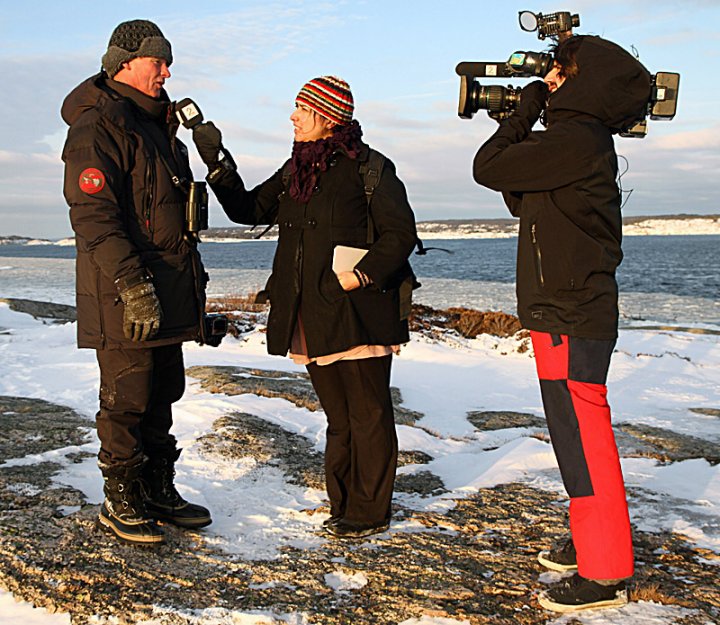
101 19 173 78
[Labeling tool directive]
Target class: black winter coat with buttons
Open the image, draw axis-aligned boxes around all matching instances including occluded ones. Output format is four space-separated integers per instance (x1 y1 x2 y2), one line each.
208 143 418 358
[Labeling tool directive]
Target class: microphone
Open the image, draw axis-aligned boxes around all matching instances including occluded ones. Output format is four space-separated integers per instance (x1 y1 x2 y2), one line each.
175 98 204 128
178 100 238 176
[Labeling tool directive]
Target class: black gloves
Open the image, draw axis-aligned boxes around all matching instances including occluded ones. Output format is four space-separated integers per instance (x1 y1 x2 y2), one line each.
116 275 163 342
192 122 224 168
515 80 548 126
192 122 237 180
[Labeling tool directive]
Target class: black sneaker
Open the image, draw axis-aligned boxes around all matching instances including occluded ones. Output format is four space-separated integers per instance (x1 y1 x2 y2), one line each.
537 537 578 572
326 519 389 539
538 574 628 612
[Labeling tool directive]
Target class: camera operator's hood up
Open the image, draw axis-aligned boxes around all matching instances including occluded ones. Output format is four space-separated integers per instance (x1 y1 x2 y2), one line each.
547 35 652 133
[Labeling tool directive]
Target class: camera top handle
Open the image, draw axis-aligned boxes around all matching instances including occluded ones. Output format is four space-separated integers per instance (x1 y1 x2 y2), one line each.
456 61 514 79
456 51 553 79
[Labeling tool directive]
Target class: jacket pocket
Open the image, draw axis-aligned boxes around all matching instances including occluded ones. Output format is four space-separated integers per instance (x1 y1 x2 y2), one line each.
530 222 545 289
145 252 199 335
318 269 348 305
348 287 405 344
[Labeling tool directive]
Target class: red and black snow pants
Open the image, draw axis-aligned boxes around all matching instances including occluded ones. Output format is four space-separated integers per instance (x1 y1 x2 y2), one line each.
531 331 634 580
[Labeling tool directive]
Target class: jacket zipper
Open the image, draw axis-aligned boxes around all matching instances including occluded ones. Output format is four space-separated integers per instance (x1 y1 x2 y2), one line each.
145 160 155 240
531 223 545 288
98 271 107 348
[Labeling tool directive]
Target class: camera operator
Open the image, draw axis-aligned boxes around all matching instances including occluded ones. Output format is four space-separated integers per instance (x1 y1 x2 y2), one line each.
473 35 652 611
61 20 212 545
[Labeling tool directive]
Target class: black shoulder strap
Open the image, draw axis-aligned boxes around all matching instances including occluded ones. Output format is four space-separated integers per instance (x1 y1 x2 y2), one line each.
358 149 386 244
358 149 386 205
358 150 444 256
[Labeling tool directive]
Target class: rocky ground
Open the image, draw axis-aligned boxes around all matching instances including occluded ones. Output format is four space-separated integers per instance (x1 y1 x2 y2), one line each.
0 300 719 624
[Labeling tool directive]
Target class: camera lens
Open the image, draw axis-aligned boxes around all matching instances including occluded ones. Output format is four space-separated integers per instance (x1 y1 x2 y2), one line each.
458 78 521 118
478 85 505 112
477 85 521 113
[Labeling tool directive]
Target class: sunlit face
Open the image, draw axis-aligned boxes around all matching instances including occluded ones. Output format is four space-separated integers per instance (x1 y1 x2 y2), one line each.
290 104 335 142
114 56 171 98
544 62 566 94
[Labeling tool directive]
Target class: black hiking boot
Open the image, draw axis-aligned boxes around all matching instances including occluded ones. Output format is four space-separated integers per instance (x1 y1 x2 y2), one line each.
98 458 165 545
143 449 212 529
537 537 578 572
538 573 628 612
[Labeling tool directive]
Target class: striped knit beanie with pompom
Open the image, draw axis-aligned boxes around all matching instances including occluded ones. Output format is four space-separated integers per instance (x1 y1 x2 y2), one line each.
295 76 354 125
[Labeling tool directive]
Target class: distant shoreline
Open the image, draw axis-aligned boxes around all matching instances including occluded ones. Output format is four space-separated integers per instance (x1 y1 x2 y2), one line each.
2 214 719 245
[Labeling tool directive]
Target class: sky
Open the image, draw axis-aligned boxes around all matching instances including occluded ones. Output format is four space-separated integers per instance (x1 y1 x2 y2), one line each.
1 0 718 239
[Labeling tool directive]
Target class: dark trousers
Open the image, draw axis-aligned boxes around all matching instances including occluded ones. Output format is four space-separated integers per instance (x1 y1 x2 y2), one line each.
95 343 185 466
531 331 634 580
307 355 397 524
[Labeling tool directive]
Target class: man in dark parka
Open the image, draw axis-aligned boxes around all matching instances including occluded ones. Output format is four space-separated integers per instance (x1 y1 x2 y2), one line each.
473 35 652 611
61 19 212 544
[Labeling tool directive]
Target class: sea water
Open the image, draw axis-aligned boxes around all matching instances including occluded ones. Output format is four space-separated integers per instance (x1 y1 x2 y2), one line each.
1 235 718 328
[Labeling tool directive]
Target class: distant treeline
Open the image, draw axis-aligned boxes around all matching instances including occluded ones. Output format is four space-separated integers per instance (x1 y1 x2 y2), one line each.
199 214 719 240
1 214 717 244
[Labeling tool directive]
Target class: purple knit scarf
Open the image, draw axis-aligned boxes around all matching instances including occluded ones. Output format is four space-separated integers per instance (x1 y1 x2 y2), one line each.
289 120 363 203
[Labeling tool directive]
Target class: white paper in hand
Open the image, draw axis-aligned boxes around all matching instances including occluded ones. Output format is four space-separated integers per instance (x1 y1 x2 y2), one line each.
332 245 368 274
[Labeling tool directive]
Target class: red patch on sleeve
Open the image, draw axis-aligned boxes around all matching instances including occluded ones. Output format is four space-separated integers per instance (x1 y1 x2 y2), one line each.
78 168 106 194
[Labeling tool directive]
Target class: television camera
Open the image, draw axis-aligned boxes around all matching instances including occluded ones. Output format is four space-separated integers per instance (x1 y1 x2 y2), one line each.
456 10 679 137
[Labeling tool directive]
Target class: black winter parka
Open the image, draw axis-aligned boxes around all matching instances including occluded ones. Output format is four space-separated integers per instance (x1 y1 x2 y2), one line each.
473 36 651 339
61 74 205 349
208 144 418 358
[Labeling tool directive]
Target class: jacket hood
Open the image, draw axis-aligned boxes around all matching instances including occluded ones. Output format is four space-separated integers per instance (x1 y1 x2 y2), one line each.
547 35 652 132
61 74 107 126
61 73 171 127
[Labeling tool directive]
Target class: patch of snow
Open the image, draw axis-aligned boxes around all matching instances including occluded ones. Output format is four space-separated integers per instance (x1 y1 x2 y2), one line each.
324 570 369 592
0 591 71 625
